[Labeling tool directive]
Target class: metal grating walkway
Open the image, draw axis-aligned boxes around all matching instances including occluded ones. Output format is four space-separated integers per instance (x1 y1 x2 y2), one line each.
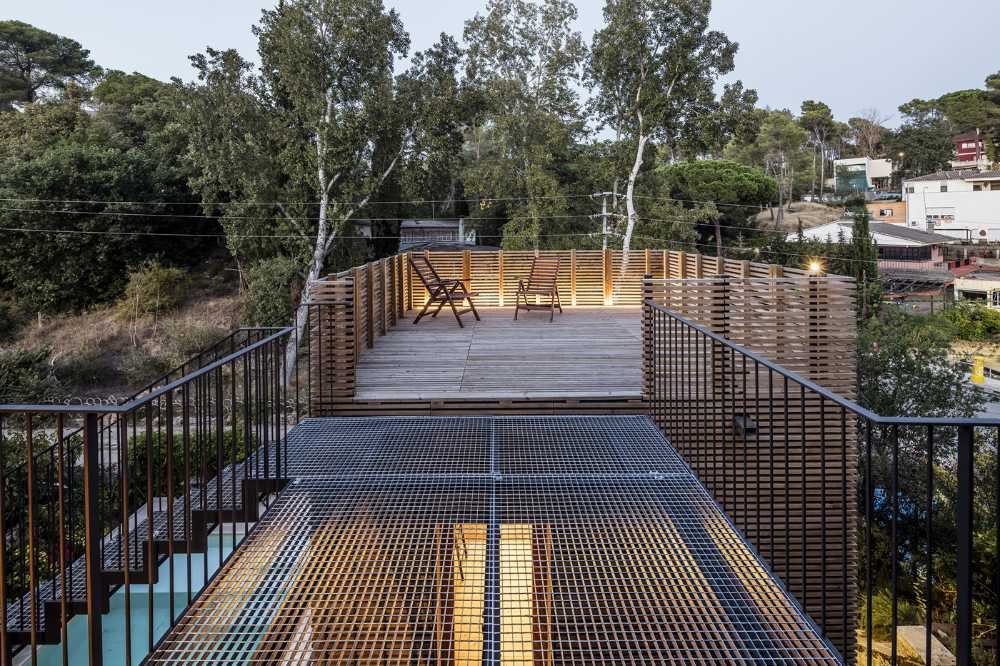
149 416 842 664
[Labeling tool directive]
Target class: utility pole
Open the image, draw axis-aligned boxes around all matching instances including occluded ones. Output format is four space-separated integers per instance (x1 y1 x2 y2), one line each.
590 192 616 250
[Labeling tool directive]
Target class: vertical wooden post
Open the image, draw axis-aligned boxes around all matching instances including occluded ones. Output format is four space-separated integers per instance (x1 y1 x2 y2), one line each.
662 251 668 281
498 250 505 307
740 260 750 278
570 249 577 307
644 248 651 276
603 248 613 306
353 267 363 362
404 253 412 314
463 249 472 290
694 254 704 278
678 252 688 279
365 262 374 349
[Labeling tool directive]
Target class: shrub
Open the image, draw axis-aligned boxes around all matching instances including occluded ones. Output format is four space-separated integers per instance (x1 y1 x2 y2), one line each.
118 261 189 321
0 347 61 403
161 321 229 367
244 257 300 327
119 346 170 387
55 345 122 388
126 428 251 501
0 300 26 342
941 302 1000 341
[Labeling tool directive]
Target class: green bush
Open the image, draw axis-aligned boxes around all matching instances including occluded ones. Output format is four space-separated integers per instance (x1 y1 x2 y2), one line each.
942 302 1000 341
118 261 189 320
0 300 25 342
120 346 170 387
244 256 300 327
161 321 229 367
0 347 62 403
126 428 251 502
55 345 122 388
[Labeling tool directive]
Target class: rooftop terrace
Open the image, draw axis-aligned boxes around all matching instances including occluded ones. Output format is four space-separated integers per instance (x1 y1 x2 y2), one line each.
2 248 998 666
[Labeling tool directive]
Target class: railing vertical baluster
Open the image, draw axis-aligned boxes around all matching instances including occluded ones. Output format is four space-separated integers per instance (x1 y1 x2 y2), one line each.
784 377 790 584
216 367 224 569
230 358 237 549
956 424 974 666
820 394 826 632
768 369 775 561
926 425 935 666
840 407 848 656
82 412 103 666
26 414 38 665
996 425 999 666
800 384 807 608
119 417 131 666
199 375 208 585
865 420 873 666
0 415 8 666
56 415 68 666
891 424 899 665
166 390 175 626
145 403 154 653
182 384 192 605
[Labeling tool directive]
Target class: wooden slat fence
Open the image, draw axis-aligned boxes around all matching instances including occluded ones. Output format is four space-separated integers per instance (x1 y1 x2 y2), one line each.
643 276 858 663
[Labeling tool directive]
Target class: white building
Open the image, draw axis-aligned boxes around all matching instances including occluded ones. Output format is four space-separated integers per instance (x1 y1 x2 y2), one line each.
788 220 960 271
833 157 895 193
903 170 1000 241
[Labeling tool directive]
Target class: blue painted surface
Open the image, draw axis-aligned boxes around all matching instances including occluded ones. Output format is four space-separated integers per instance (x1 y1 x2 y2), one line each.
29 532 238 666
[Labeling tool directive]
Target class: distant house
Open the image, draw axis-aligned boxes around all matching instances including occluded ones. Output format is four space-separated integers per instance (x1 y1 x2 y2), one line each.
399 219 476 250
866 200 907 223
903 170 1000 240
951 130 992 170
833 156 895 194
954 272 1000 308
791 219 962 271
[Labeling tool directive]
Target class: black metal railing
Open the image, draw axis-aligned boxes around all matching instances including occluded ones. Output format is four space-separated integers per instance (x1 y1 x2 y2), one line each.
646 299 1000 666
0 326 303 666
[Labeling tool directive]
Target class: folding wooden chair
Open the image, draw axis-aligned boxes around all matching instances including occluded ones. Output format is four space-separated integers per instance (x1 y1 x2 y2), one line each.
409 254 480 328
514 256 563 322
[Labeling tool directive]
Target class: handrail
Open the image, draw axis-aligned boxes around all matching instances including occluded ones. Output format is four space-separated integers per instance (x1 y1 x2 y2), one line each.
0 327 294 415
645 299 1000 427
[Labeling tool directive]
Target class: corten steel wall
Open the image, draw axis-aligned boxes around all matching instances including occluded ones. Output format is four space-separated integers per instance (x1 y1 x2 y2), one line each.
306 249 819 413
643 275 859 664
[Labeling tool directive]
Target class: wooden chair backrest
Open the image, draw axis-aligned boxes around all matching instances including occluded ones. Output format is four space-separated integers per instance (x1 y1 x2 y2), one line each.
409 254 443 290
526 256 560 290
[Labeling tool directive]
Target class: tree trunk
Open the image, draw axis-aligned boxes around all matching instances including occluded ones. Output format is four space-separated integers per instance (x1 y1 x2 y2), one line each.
714 218 723 258
810 146 817 196
621 132 649 278
819 144 826 198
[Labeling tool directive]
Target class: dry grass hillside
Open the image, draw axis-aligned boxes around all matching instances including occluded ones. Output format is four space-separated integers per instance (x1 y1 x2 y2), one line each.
9 274 245 403
755 202 846 232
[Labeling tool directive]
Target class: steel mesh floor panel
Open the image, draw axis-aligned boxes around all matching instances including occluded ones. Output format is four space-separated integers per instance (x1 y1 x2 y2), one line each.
149 416 841 664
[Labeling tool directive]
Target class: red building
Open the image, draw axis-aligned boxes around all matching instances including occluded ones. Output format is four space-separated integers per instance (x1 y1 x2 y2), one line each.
953 130 986 164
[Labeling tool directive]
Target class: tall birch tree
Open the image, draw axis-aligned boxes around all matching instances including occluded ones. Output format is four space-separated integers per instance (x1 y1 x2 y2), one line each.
184 0 410 373
589 0 742 268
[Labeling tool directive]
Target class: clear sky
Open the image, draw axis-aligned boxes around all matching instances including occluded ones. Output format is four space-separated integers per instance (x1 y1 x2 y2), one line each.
9 0 1000 126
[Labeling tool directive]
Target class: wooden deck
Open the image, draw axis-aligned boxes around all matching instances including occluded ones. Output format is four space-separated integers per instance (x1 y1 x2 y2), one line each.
354 307 643 400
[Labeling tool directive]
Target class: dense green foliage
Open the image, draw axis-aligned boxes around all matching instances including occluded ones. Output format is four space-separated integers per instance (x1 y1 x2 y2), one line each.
941 302 1000 341
244 256 301 327
0 20 98 108
0 73 212 313
119 261 189 319
0 347 61 403
657 160 775 255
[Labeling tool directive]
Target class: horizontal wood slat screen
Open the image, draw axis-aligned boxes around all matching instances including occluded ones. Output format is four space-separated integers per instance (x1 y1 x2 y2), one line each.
643 276 858 663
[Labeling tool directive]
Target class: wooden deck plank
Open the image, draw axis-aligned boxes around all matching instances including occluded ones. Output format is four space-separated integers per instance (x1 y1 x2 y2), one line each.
354 307 643 400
